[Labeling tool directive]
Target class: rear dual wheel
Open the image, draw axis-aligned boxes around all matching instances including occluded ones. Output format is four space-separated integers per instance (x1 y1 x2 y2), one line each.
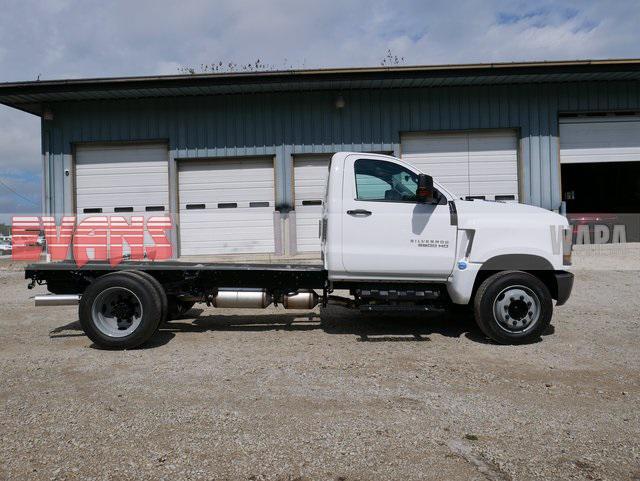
78 271 167 349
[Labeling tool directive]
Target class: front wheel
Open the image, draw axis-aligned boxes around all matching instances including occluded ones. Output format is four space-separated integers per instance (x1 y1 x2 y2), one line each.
473 271 553 344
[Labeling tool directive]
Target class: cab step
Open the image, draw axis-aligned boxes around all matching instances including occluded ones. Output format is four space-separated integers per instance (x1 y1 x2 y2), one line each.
353 288 441 302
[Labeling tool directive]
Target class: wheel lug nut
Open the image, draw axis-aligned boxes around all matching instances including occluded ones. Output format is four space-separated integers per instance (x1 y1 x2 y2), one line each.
512 321 517 326
505 315 510 320
520 295 524 300
527 301 532 307
528 311 533 316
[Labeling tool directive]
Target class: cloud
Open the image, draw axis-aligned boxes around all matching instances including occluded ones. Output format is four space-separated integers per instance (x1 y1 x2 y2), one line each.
1 0 639 213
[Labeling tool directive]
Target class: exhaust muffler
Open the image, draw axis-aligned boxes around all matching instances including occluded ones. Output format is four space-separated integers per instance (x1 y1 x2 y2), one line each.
210 289 319 309
212 289 273 309
282 290 319 309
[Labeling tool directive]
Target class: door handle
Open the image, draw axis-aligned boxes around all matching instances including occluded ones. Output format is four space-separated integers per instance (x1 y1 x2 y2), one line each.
347 209 372 217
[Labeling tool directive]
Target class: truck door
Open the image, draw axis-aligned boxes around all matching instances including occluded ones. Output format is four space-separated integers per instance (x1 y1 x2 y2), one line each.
341 156 457 279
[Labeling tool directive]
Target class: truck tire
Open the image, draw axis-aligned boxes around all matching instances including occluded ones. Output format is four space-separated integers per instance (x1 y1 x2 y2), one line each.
78 272 163 349
120 270 168 325
167 297 196 320
473 271 552 344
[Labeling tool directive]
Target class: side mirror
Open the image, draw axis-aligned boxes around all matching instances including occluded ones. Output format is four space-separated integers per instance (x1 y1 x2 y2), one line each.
416 174 436 203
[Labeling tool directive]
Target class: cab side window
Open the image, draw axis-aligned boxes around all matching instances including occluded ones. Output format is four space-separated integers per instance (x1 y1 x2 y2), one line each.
354 159 418 202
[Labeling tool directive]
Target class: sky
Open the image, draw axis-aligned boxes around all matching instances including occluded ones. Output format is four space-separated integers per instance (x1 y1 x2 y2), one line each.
1 0 639 215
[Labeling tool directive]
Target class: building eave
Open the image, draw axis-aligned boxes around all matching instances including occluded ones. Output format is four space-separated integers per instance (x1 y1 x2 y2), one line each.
3 58 640 116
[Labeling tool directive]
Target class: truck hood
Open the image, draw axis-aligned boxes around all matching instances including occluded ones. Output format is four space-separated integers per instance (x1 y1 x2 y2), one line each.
454 199 568 230
452 200 569 269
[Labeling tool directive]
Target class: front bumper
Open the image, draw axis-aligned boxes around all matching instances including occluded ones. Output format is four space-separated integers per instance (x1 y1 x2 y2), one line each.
554 270 574 306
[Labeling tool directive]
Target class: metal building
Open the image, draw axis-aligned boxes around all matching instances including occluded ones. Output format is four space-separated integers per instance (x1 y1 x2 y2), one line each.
1 59 639 257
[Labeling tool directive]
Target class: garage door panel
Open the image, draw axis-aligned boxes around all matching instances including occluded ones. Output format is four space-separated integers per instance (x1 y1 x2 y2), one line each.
76 189 168 209
181 160 273 175
184 239 275 248
179 189 273 205
560 148 640 164
469 132 516 150
185 176 275 191
469 151 517 162
77 196 167 213
179 178 274 189
468 174 518 185
470 181 519 198
404 159 469 176
296 212 322 252
182 239 275 256
182 243 274 256
468 132 518 199
178 157 275 256
469 164 518 185
560 117 640 164
294 158 328 203
402 133 469 154
404 151 469 161
74 143 170 256
179 226 274 242
183 236 274 246
402 130 518 201
75 146 168 198
179 230 274 243
294 155 330 252
179 211 274 228
180 179 273 188
469 160 518 174
76 172 167 187
403 154 469 168
75 144 169 212
433 181 469 195
403 161 469 196
402 132 470 197
296 182 327 200
75 161 168 171
414 161 469 176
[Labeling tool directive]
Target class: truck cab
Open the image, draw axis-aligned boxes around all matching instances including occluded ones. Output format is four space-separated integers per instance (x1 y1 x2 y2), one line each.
322 152 458 280
321 152 573 342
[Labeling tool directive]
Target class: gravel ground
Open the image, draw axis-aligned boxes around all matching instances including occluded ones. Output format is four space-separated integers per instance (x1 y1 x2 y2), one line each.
0 252 639 481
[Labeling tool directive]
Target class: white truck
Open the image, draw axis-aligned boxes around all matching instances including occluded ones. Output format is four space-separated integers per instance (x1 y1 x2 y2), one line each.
26 152 574 348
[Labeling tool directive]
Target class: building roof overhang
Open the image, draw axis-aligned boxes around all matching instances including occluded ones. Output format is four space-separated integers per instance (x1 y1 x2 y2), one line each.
2 58 640 115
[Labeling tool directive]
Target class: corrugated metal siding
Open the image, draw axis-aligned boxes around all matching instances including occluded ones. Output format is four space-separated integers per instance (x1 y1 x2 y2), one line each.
42 80 640 215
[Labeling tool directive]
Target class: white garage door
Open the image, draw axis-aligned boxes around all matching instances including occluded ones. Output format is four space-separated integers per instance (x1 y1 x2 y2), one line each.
294 155 330 252
75 143 170 257
560 116 640 164
178 157 275 256
75 143 169 215
401 130 519 201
